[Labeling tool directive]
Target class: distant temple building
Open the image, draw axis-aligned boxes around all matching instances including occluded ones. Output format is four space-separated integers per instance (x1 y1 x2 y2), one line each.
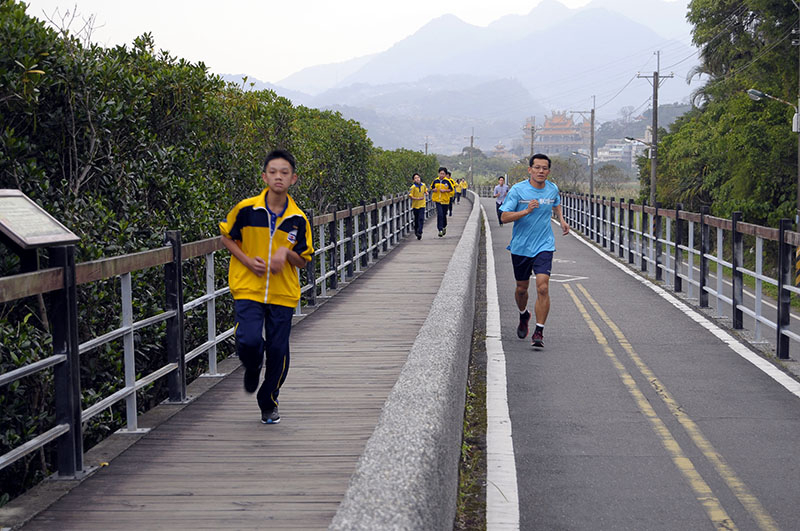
530 111 591 155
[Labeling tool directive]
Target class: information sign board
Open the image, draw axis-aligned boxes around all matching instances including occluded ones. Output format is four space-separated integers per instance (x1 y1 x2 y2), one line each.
0 189 80 249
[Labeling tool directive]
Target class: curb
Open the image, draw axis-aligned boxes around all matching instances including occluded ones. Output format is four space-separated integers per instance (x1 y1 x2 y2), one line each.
329 192 481 530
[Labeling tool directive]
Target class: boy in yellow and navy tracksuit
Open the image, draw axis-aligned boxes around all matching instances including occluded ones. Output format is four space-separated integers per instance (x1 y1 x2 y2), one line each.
454 176 463 204
446 170 457 216
409 172 428 240
430 167 453 237
219 149 314 424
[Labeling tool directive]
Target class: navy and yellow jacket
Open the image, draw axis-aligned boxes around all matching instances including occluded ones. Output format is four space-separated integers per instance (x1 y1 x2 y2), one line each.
445 177 457 199
409 182 427 209
219 189 314 307
430 178 453 204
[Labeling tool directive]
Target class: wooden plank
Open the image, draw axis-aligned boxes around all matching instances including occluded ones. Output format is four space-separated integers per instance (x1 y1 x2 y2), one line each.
75 247 172 284
0 267 62 303
704 214 731 230
182 236 223 260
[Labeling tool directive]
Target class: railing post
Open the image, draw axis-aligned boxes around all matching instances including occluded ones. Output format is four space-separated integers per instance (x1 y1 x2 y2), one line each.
346 205 354 279
50 245 83 477
585 194 591 238
382 199 389 252
627 199 635 264
617 198 625 258
121 272 142 431
372 198 380 260
609 197 615 253
403 196 410 236
204 252 224 376
165 230 186 403
305 210 317 306
699 207 710 308
777 218 792 359
359 201 369 268
674 204 683 292
655 202 662 281
731 211 744 329
387 195 394 246
641 201 648 273
338 208 346 285
600 196 607 247
329 212 338 291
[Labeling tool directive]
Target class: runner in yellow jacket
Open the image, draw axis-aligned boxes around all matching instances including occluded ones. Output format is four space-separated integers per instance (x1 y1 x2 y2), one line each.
409 172 428 239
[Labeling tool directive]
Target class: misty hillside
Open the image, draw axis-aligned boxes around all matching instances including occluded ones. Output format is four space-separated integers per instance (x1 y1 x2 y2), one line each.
335 7 692 109
238 0 697 154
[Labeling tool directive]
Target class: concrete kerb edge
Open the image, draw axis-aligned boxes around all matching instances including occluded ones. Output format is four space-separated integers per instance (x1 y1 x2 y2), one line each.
329 193 481 531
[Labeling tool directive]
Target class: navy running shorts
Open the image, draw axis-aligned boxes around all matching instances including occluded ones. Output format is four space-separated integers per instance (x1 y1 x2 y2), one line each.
511 251 553 281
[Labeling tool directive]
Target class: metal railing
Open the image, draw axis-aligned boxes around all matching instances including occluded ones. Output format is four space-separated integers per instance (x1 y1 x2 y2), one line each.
0 192 433 480
561 193 800 360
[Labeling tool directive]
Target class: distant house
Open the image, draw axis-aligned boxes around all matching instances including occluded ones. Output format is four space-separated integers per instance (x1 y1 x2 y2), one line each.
596 138 649 170
533 111 590 155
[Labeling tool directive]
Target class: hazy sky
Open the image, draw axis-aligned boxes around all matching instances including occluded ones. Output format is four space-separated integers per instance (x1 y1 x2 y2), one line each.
20 0 611 83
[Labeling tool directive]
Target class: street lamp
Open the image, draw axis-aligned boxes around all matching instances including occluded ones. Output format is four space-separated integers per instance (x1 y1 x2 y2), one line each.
625 136 657 204
625 136 654 155
571 151 591 192
747 88 800 224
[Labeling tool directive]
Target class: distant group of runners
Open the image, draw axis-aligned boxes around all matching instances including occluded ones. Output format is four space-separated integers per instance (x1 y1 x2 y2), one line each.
219 150 568 425
408 167 468 239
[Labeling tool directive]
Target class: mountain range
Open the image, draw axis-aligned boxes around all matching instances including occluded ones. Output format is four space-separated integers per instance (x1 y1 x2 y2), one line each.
223 0 698 155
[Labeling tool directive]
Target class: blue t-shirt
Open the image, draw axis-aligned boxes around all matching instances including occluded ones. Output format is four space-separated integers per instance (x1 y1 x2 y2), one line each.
499 180 561 257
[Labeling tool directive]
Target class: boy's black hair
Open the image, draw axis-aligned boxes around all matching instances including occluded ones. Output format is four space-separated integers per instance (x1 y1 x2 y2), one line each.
438 166 448 174
498 176 505 181
412 172 421 179
446 170 452 176
529 153 551 168
263 149 297 172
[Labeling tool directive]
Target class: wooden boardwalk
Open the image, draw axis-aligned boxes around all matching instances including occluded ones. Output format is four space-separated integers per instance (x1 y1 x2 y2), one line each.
18 204 472 530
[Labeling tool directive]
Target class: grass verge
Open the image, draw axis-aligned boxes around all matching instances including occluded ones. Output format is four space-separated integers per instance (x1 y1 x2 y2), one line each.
454 222 488 530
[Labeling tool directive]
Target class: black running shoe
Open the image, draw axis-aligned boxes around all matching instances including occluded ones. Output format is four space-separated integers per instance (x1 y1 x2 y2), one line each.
517 310 531 339
416 232 422 240
243 367 260 393
531 330 544 348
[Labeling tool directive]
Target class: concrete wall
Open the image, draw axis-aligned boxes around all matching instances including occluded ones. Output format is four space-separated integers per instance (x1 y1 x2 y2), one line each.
329 193 481 530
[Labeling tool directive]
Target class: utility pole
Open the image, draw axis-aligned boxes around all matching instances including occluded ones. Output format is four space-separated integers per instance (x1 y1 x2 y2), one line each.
529 117 537 157
637 51 673 206
570 97 595 198
570 97 596 235
424 136 429 155
464 129 478 187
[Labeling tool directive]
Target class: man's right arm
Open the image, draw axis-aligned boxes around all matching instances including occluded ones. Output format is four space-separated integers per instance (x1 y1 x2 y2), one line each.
500 200 537 223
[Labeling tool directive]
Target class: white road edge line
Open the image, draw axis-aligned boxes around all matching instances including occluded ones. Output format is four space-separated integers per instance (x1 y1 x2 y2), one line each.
484 205 520 530
567 226 800 399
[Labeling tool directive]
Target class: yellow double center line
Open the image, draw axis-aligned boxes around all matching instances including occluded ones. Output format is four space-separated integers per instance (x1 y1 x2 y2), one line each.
564 282 778 531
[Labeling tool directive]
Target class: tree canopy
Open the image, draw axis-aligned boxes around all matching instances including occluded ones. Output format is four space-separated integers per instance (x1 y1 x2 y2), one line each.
652 0 799 226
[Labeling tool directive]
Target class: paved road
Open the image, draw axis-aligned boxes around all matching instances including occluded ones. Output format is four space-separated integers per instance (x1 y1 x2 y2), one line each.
484 197 800 530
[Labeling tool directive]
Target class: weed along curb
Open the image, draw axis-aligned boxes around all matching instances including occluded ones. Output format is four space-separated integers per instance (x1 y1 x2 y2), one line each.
329 193 480 531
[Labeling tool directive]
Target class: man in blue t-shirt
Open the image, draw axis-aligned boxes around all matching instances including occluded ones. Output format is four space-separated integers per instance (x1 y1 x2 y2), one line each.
493 176 509 226
499 153 570 348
